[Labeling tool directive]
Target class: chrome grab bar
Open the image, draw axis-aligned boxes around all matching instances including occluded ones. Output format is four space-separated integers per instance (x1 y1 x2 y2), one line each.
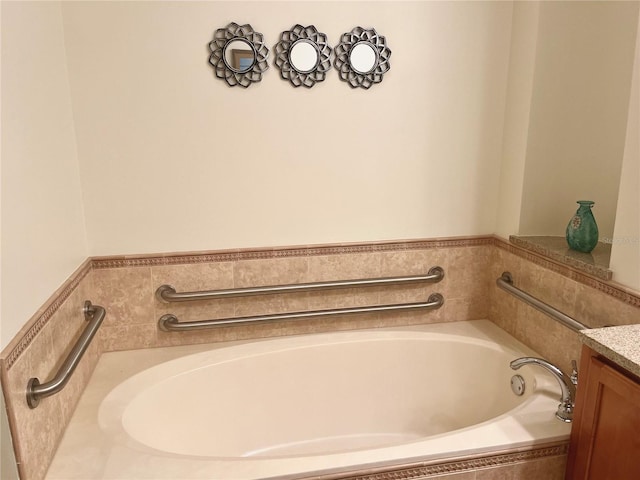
26 301 106 409
496 272 588 332
159 293 444 331
156 266 445 303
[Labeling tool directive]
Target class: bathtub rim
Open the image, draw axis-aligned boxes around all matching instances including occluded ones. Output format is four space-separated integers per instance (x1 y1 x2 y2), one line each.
273 439 569 480
46 320 572 480
100 329 553 461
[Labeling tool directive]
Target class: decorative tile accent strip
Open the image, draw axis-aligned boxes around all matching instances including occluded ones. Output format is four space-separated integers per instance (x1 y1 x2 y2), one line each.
494 236 640 309
1 260 92 371
4 236 638 374
91 237 493 269
90 253 239 269
1 237 492 371
303 443 568 480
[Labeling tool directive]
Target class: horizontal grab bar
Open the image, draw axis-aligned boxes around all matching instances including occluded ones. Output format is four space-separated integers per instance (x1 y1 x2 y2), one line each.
159 293 444 332
26 301 106 408
496 272 588 332
156 266 444 303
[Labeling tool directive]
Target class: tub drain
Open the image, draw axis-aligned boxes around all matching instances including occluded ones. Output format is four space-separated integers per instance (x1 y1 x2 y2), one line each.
510 374 526 396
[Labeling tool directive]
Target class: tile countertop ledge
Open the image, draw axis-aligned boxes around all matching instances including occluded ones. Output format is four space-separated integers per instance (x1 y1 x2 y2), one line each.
510 235 612 281
580 325 640 378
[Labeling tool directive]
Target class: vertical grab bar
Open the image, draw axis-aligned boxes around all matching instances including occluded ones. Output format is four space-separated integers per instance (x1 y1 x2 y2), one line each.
26 301 106 408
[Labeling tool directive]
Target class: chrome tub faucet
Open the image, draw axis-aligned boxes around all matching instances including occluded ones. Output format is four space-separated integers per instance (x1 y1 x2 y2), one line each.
510 357 577 422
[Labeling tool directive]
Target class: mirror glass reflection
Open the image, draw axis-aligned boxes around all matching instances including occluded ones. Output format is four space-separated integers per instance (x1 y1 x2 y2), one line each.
224 39 255 73
275 24 332 88
349 42 377 74
289 40 319 73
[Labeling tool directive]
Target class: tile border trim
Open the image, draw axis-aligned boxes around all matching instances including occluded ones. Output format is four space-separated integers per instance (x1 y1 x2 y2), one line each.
1 238 490 371
3 236 638 372
494 236 640 309
1 260 92 371
303 442 568 479
91 236 640 309
90 237 493 269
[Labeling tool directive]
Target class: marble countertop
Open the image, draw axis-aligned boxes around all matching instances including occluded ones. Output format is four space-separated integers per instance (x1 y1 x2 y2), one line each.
510 235 612 280
580 325 640 378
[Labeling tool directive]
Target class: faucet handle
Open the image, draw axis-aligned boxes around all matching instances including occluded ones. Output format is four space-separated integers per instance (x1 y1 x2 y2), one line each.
570 359 579 386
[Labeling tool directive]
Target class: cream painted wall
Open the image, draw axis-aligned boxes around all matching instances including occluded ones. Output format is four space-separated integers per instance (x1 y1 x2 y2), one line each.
1 1 85 474
61 1 513 255
610 9 640 291
0 4 19 476
1 1 88 350
519 0 639 238
495 1 539 238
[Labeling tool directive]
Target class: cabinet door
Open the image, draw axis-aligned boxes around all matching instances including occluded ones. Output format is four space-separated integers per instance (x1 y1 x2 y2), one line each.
567 353 640 479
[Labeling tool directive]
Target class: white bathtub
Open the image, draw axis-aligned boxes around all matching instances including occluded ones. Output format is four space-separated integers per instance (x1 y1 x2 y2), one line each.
46 321 571 479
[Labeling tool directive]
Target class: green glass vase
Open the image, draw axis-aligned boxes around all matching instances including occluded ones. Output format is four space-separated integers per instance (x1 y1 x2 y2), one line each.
566 200 599 253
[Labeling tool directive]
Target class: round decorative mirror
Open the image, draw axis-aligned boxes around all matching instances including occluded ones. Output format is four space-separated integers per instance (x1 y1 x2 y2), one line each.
349 42 378 74
289 40 319 73
209 23 269 88
223 39 256 73
334 27 391 89
275 25 332 88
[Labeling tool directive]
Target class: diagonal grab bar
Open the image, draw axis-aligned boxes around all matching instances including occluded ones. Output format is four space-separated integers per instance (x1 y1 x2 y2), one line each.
158 293 444 332
26 301 106 408
496 272 588 332
156 266 444 303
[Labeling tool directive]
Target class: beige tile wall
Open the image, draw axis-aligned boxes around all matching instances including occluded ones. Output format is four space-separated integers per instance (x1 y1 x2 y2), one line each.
0 262 96 480
1 236 638 479
425 453 566 480
475 454 567 480
304 443 568 479
490 240 640 374
92 241 492 353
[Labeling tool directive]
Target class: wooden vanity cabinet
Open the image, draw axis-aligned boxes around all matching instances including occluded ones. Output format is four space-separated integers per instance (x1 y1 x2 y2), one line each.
566 345 640 480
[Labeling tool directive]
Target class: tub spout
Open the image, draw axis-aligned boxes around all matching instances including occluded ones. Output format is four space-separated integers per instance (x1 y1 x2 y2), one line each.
510 357 576 423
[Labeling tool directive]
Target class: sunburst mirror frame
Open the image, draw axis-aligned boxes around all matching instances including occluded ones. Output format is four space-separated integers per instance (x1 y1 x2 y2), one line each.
208 22 269 88
274 24 332 88
334 27 391 89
